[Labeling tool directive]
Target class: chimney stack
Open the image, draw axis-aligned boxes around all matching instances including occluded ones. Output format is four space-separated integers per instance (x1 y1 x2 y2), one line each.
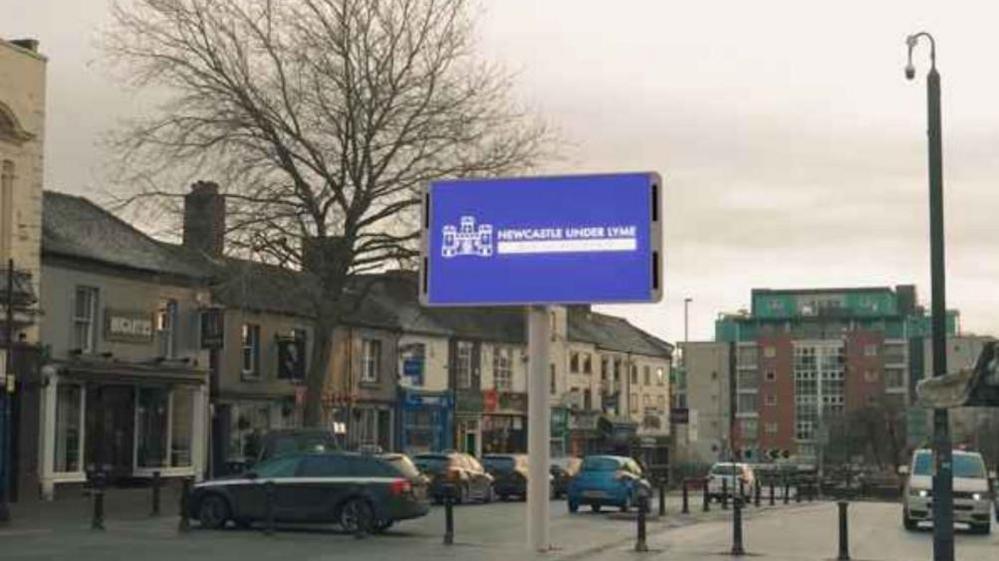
183 181 225 258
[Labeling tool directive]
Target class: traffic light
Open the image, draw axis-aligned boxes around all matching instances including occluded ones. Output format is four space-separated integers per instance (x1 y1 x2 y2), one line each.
917 341 999 408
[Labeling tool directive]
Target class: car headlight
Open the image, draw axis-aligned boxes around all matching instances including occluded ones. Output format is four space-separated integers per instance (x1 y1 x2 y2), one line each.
971 493 982 501
914 489 929 498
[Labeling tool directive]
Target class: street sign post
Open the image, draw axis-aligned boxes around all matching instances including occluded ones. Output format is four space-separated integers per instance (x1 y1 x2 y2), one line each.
420 172 663 552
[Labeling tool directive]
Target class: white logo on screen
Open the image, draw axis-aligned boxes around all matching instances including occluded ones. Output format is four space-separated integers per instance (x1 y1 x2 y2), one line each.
441 216 493 258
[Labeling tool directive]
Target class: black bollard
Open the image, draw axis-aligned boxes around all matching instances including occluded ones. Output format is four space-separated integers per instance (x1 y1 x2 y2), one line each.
658 478 666 517
443 484 455 545
151 470 162 517
682 479 690 514
178 477 191 533
795 482 802 503
264 481 276 536
702 479 711 512
722 478 729 510
91 486 105 531
836 501 850 561
783 480 790 505
635 494 649 552
739 479 745 506
769 481 775 506
754 481 761 508
808 481 814 502
731 496 745 556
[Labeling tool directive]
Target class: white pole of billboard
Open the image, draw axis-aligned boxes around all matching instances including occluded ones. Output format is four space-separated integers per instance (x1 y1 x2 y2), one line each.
527 305 552 552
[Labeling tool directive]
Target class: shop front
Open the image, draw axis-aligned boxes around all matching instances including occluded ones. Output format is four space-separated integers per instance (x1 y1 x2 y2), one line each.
397 388 453 454
39 359 208 499
568 410 602 457
481 390 527 453
454 389 483 457
550 406 569 458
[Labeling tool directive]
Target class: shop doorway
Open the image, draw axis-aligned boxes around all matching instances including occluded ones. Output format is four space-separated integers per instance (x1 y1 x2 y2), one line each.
85 384 135 479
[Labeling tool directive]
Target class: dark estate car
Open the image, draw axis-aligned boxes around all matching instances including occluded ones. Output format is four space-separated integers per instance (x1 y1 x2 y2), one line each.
190 452 429 533
413 452 495 504
550 456 583 499
482 453 555 500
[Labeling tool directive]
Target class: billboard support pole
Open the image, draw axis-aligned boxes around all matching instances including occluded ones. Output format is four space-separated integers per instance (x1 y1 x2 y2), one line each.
527 305 552 552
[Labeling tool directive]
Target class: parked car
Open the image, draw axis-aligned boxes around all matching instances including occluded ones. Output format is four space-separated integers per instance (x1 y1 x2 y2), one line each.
567 455 649 513
706 462 755 502
901 448 993 534
413 452 495 504
551 456 583 498
189 451 429 534
481 454 555 500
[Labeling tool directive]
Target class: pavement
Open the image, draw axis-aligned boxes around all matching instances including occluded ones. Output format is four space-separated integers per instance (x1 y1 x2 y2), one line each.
2 488 993 561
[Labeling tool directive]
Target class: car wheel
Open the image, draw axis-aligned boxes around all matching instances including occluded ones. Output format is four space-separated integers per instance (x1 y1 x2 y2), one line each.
591 504 602 513
902 509 916 531
197 494 231 530
568 501 578 513
339 498 375 535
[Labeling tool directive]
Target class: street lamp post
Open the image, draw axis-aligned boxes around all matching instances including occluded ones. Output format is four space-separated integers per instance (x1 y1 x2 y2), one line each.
905 31 953 561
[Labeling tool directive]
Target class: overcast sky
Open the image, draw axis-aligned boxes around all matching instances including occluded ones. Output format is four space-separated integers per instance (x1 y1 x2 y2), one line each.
4 0 999 343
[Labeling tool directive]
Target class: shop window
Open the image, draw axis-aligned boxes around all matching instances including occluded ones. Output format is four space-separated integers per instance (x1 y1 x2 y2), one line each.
54 384 84 473
361 339 382 383
137 387 169 468
72 286 99 353
241 323 261 379
228 402 272 460
493 346 513 391
455 341 473 389
156 299 178 358
171 388 195 467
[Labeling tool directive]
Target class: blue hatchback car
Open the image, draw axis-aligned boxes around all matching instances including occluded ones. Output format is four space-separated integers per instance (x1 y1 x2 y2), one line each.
567 455 648 513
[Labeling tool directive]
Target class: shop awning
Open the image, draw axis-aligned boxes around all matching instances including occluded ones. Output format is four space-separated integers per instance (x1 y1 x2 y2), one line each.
49 358 207 386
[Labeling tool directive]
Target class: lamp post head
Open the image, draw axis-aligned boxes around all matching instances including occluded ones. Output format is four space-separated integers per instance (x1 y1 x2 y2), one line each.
905 32 936 80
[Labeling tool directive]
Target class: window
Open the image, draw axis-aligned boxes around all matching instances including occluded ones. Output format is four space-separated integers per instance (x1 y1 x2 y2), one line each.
629 393 638 412
656 367 665 386
737 346 759 367
288 328 308 380
601 357 609 380
765 422 778 435
361 339 382 383
72 287 98 352
550 364 556 394
630 364 638 384
137 387 169 468
656 395 666 410
493 346 513 391
255 456 301 478
156 299 178 358
765 369 776 382
643 394 651 408
885 368 905 389
54 384 83 473
742 419 758 438
455 341 473 389
737 393 757 414
677 393 688 408
863 369 879 383
613 359 622 382
711 371 718 380
171 388 195 467
241 324 261 378
570 352 580 373
765 394 777 406
583 353 592 375
763 346 776 359
0 160 12 261
864 344 878 357
643 366 651 385
737 370 759 390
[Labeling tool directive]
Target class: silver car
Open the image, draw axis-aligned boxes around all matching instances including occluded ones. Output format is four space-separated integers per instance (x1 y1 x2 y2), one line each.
901 449 993 534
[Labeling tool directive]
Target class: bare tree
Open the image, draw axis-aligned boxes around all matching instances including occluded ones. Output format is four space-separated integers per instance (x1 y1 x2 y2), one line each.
105 0 554 424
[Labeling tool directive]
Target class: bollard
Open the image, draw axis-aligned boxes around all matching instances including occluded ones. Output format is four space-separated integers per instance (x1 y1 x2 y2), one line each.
264 481 276 536
151 471 162 517
754 480 761 508
795 482 802 503
635 494 649 552
783 480 790 505
769 481 775 506
682 479 690 514
731 496 745 556
178 477 191 533
443 483 455 545
836 501 850 561
702 479 711 512
738 479 745 507
722 478 729 510
658 478 666 517
808 481 814 502
91 486 105 531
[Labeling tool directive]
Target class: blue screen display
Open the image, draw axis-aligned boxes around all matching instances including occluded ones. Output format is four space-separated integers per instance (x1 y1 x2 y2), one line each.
422 173 661 305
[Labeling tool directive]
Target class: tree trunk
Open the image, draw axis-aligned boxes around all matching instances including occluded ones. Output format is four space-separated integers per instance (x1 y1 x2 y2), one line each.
303 316 336 427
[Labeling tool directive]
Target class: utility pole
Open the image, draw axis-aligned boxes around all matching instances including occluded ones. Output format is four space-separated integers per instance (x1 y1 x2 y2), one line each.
906 32 953 561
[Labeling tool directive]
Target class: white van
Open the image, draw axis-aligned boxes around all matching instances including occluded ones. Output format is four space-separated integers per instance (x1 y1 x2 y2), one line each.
901 448 993 534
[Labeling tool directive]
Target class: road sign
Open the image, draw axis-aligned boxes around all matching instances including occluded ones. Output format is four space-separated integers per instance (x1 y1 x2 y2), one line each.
420 173 662 306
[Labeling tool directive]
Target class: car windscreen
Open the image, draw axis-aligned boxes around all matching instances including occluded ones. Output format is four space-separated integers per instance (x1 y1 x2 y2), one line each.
710 464 738 476
483 457 516 472
382 455 422 479
581 457 621 472
913 452 986 478
414 455 450 473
